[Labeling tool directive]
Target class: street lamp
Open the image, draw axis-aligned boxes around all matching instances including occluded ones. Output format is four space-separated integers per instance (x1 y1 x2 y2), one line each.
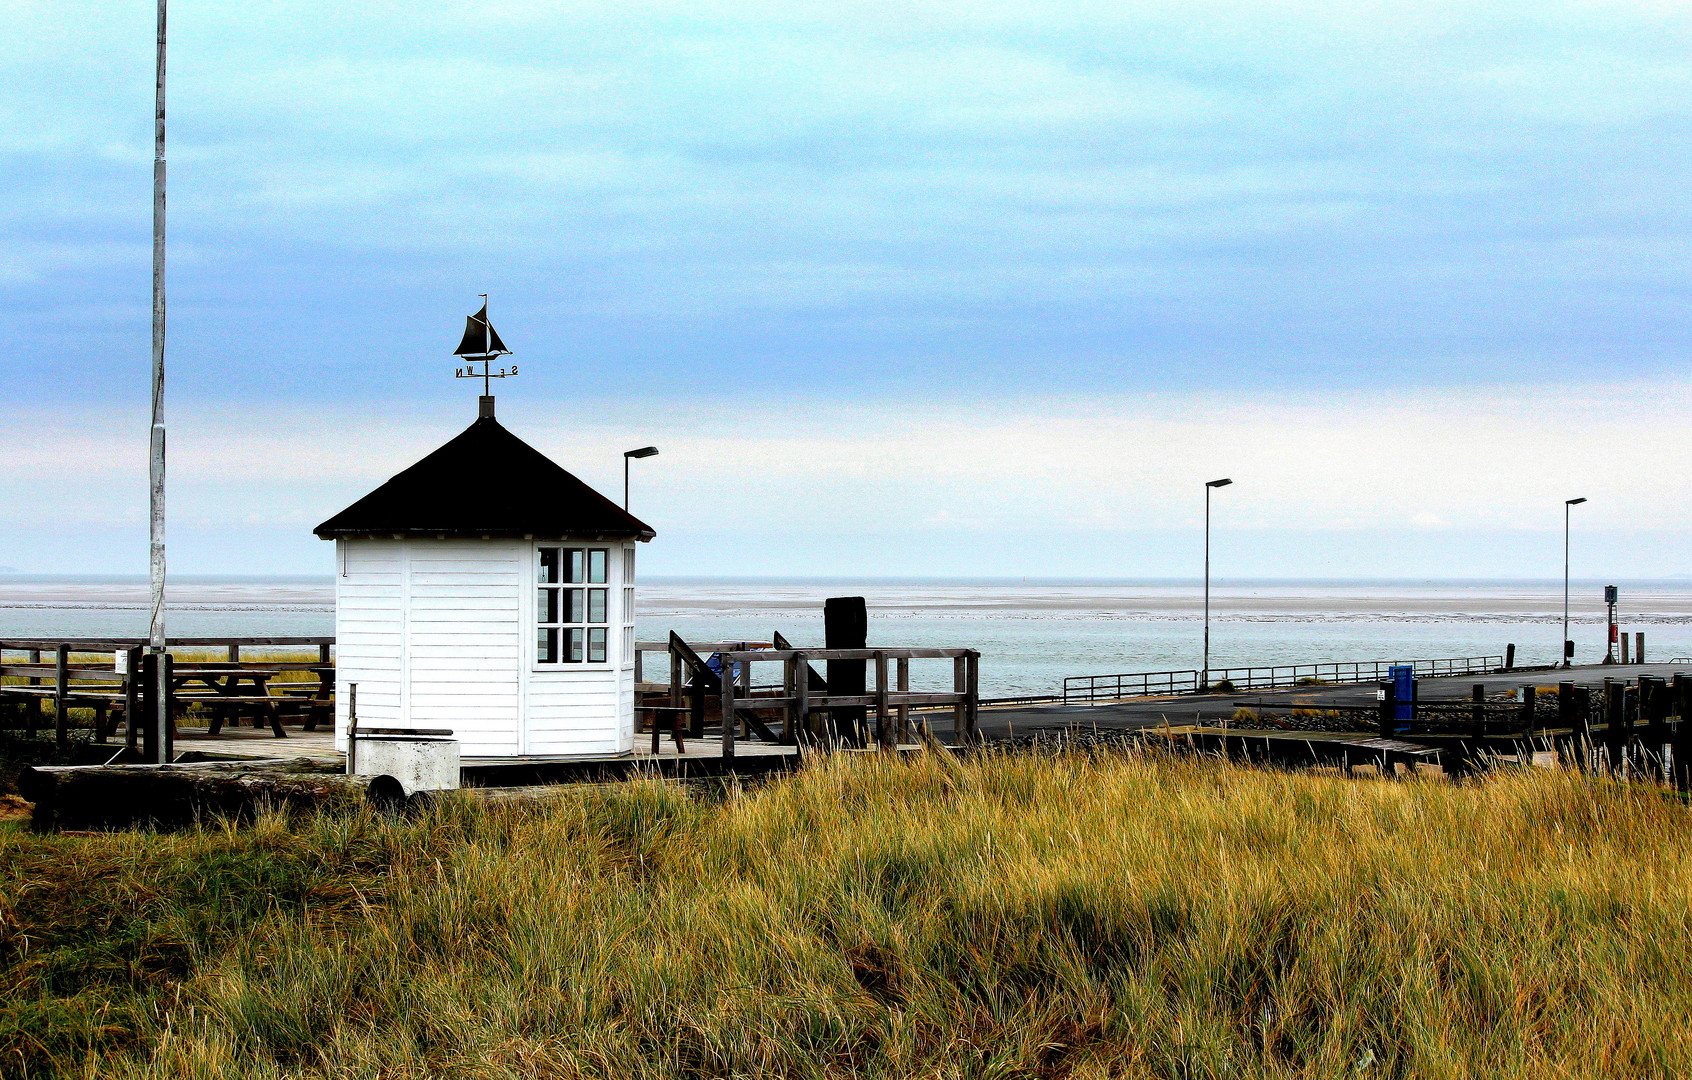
1203 478 1232 690
623 446 658 511
1564 497 1586 667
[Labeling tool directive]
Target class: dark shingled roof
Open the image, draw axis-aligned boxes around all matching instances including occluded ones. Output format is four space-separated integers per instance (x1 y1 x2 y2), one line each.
314 415 655 541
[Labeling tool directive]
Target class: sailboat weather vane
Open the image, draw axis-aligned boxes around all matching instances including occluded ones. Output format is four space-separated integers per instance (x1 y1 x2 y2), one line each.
453 294 515 398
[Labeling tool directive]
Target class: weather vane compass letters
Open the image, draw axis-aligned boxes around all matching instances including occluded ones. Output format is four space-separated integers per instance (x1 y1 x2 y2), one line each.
454 294 516 400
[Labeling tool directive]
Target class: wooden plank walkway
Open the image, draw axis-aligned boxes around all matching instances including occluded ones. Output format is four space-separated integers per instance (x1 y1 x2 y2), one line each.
172 728 821 769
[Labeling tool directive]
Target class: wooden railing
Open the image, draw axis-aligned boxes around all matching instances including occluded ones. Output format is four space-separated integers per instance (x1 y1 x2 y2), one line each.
647 640 981 758
718 647 979 757
0 638 334 755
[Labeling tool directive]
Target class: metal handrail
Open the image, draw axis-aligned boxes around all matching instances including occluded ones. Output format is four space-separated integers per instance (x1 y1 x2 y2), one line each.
1063 656 1506 704
1062 669 1201 703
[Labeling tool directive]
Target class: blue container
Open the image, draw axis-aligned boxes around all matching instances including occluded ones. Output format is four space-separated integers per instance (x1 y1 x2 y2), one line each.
706 652 741 683
1389 665 1414 726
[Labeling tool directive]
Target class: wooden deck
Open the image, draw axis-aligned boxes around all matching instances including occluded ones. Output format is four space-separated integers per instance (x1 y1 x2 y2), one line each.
172 727 825 768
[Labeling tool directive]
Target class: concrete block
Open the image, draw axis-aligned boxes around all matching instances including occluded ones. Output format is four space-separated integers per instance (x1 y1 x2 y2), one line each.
354 736 460 794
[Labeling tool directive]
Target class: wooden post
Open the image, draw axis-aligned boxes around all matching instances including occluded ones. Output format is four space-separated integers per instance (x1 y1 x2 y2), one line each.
689 678 704 740
1643 676 1669 782
1623 683 1639 776
661 636 713 742
158 650 174 763
1672 673 1692 791
139 652 158 763
303 647 332 733
720 657 736 760
1557 681 1579 769
633 645 643 685
781 652 797 745
1620 633 1630 665
1635 632 1645 665
1378 681 1396 739
1602 679 1622 773
874 651 890 750
825 597 867 748
966 650 980 745
124 646 142 752
345 682 358 774
1576 683 1595 773
25 648 39 738
54 644 70 750
737 645 752 740
953 655 966 744
897 656 912 743
794 651 810 751
1505 643 1516 671
666 639 680 714
227 643 240 663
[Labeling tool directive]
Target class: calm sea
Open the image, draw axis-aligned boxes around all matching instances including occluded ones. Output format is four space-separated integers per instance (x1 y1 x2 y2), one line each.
4 576 1690 697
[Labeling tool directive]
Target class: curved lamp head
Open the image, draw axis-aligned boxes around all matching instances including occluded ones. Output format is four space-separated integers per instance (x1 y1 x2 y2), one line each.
1566 497 1586 505
624 446 659 460
1206 478 1233 488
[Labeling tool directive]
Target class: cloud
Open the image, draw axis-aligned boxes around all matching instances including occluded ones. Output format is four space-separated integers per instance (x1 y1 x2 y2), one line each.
1 376 1685 575
1 0 1688 406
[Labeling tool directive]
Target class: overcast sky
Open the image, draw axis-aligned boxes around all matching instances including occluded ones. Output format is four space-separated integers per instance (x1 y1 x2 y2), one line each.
1 1 1687 577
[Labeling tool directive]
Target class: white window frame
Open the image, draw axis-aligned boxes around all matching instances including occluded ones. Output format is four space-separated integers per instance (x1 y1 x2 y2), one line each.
621 544 637 669
534 544 614 668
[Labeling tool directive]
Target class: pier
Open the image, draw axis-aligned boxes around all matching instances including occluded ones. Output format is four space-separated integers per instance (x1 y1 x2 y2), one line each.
987 660 1692 783
9 629 1692 831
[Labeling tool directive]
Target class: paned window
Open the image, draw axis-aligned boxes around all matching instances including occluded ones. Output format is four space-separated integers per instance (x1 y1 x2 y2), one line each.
537 546 609 664
622 546 637 667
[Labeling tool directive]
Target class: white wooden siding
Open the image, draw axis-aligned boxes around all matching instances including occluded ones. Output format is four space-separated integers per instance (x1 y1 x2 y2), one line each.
619 665 635 745
334 539 403 748
525 669 623 755
334 536 636 759
405 541 523 757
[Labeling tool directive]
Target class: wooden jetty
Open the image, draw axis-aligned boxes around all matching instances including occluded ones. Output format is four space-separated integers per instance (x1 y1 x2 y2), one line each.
11 634 1692 831
0 635 983 760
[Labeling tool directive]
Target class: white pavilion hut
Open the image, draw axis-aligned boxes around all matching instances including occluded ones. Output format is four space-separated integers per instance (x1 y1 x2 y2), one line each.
314 398 655 760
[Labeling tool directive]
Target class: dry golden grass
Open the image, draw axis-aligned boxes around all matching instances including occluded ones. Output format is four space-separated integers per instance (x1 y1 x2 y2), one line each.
4 751 1691 1078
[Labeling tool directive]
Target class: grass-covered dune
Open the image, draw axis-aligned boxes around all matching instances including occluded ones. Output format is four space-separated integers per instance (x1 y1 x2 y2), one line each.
3 751 1690 1079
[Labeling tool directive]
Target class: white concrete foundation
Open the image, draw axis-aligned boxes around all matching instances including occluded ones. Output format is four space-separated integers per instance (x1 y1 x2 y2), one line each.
354 736 461 794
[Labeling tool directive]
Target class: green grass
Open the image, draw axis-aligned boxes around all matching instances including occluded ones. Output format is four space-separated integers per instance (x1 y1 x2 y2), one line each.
3 751 1691 1078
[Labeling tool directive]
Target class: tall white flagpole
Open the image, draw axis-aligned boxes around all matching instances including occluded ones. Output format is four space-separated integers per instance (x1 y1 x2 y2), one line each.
148 0 167 652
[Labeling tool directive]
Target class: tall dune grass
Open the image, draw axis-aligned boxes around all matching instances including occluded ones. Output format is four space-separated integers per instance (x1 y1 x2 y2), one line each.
5 751 1692 1078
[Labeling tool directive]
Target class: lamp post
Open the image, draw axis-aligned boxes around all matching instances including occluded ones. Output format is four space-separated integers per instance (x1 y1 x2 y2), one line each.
1203 478 1232 690
148 0 170 764
623 446 658 511
1564 497 1586 667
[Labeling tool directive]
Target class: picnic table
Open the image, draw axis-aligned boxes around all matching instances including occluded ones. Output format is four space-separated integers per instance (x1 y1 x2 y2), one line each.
1 637 336 751
171 663 333 737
